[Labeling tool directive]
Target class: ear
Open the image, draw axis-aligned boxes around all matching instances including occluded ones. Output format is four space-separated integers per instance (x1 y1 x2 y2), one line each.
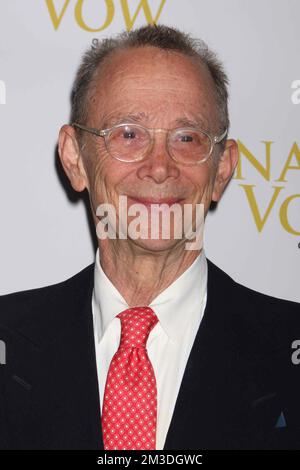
212 139 239 202
58 124 89 192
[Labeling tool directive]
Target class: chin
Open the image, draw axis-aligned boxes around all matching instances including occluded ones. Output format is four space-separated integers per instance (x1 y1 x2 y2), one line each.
128 236 184 253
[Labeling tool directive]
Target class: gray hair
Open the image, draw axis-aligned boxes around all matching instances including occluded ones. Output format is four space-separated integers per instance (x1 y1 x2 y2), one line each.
70 24 229 152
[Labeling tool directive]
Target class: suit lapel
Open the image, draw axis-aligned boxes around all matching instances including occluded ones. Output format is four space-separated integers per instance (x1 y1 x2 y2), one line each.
163 258 244 449
163 259 286 450
32 300 103 449
3 264 104 449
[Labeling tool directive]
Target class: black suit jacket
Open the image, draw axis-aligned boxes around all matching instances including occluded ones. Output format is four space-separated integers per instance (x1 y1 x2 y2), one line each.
0 258 300 450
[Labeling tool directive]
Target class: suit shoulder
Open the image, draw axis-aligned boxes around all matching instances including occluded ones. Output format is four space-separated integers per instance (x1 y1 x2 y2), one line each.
207 257 300 346
0 262 94 331
234 278 300 315
240 280 300 339
207 257 299 311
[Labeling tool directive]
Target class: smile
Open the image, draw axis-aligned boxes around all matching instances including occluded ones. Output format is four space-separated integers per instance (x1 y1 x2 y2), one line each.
128 197 184 207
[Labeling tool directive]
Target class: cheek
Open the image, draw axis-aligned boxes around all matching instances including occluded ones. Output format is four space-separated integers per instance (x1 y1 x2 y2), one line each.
82 153 108 204
88 157 132 206
186 165 213 194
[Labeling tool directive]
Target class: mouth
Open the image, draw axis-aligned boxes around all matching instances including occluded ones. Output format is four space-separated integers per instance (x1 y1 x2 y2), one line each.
127 196 184 207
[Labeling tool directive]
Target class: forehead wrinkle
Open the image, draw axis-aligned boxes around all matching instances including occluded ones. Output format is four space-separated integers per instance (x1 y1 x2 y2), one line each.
89 46 219 129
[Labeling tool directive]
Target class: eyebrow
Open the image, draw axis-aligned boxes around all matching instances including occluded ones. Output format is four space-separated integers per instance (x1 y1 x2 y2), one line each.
174 117 208 129
101 113 209 131
101 113 148 128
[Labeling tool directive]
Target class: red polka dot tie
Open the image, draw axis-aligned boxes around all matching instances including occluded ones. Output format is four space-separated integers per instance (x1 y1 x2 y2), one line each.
102 306 159 450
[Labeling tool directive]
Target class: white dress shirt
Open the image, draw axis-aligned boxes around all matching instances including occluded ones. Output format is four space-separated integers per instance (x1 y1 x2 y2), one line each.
92 247 208 450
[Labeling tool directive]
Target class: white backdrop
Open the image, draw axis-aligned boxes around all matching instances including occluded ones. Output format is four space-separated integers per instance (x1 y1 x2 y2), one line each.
0 0 299 302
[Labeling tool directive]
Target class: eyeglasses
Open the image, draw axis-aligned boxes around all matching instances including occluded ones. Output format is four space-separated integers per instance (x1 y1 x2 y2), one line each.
72 122 227 165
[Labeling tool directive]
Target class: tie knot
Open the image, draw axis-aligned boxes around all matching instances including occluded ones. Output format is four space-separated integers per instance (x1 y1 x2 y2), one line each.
117 306 158 349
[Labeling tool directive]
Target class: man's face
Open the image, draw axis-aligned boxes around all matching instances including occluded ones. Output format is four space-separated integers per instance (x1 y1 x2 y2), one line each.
71 47 234 251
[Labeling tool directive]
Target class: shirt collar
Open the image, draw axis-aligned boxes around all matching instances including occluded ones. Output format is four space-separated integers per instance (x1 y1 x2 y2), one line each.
92 247 207 343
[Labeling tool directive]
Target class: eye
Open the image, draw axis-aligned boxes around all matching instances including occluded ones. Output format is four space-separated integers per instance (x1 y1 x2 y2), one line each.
180 134 193 143
123 130 136 139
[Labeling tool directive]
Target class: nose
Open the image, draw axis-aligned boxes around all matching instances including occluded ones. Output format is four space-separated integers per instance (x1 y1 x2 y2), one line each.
136 131 180 184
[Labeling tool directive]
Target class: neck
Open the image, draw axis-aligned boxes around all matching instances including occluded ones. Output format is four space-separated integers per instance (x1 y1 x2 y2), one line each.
97 239 201 306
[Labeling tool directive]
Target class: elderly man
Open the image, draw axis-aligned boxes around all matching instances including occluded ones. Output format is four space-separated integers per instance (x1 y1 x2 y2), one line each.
0 24 300 450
